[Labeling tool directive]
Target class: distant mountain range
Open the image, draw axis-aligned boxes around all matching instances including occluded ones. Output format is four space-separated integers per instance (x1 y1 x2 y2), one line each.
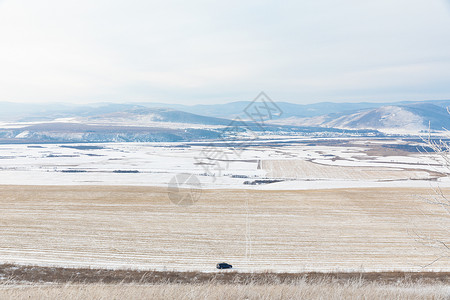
137 99 450 121
0 99 449 143
2 99 450 122
163 99 450 131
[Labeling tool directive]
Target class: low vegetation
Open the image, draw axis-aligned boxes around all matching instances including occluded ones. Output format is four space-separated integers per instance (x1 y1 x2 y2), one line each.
1 281 449 299
0 264 449 299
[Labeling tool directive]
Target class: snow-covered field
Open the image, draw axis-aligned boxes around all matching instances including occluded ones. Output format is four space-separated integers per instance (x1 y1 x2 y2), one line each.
0 185 448 272
0 137 448 190
1 137 450 272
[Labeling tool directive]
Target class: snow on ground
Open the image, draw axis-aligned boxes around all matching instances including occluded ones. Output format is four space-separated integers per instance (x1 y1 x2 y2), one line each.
0 138 449 190
1 138 450 272
0 185 449 272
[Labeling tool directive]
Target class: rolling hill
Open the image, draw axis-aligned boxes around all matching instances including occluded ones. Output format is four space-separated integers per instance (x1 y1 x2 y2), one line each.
1 99 450 143
272 103 450 131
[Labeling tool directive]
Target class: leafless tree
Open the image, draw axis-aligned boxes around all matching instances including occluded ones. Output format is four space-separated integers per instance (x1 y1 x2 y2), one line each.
411 131 450 268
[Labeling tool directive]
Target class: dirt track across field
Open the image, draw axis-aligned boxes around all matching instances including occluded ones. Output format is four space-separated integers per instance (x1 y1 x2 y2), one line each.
0 185 449 272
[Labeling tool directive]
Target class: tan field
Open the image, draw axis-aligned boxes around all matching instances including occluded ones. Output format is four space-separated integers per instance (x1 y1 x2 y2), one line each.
261 159 438 180
0 185 449 272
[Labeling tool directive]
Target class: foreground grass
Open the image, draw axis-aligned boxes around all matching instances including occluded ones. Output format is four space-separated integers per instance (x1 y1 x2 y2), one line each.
0 281 448 300
2 264 450 285
1 264 449 299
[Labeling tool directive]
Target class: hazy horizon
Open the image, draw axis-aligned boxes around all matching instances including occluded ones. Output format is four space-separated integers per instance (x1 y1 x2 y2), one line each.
1 97 450 107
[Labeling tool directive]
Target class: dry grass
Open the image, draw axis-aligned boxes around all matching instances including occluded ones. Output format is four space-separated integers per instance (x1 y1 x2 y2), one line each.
0 280 448 300
0 185 449 272
2 264 450 284
1 264 449 299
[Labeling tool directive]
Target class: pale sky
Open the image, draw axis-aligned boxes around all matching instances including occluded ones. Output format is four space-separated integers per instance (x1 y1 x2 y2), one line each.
0 0 449 105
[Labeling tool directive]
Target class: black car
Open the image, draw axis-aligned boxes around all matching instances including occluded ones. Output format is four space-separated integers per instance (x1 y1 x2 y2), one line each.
216 262 233 269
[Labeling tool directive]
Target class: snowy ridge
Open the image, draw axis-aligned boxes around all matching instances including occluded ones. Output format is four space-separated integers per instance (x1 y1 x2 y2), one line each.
272 103 450 132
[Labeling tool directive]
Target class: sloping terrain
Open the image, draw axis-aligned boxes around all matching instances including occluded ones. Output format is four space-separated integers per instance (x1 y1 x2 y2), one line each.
2 99 450 124
83 107 232 126
0 123 221 143
273 103 450 131
1 100 450 138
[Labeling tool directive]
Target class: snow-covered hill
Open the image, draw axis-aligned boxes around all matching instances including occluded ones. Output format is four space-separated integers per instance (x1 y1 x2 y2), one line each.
272 103 450 132
1 100 449 143
82 107 231 127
